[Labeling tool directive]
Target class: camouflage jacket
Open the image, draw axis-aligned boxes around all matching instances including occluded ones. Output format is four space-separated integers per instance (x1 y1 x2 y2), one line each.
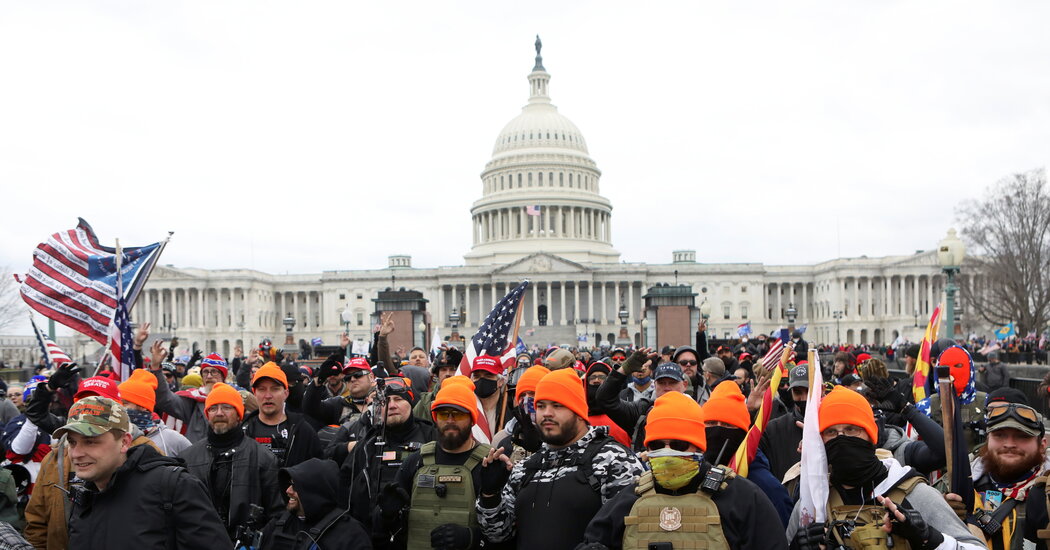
476 425 644 543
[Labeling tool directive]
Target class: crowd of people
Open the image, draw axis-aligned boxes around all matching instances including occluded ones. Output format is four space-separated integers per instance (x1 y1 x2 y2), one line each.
0 314 1046 549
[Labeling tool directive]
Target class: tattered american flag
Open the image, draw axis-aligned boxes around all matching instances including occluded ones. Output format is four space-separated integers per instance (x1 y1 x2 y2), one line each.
30 315 71 369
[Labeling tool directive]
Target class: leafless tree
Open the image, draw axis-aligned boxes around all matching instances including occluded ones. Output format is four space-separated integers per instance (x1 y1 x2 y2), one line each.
0 266 26 333
958 168 1050 335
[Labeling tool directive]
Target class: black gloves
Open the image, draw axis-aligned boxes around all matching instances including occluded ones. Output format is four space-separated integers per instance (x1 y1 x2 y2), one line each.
889 500 944 550
377 484 410 527
622 349 649 376
316 352 344 385
444 347 464 369
48 362 81 391
510 405 542 453
188 349 203 369
478 456 512 502
793 521 826 550
430 523 472 550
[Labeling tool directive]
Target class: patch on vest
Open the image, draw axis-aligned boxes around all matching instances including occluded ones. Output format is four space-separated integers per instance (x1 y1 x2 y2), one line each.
659 506 682 531
417 474 435 488
438 475 463 483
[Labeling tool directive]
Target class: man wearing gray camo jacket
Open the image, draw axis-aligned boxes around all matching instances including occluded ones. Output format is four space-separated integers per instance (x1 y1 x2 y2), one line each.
476 368 644 549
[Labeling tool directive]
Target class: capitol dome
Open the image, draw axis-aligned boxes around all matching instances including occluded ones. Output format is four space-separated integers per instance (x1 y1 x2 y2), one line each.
464 37 619 267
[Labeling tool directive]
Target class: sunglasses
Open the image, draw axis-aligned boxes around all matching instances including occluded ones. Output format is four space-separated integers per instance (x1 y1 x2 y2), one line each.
677 360 698 367
647 440 692 452
346 370 370 379
433 409 471 422
987 402 1042 429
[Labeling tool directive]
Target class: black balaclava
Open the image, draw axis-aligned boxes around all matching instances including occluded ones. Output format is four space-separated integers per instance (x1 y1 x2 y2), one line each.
704 426 747 466
825 435 886 489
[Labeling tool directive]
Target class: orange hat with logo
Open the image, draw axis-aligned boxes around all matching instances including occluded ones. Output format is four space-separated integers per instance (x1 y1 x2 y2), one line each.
118 380 156 412
252 362 288 389
431 383 479 424
204 382 245 419
535 368 588 421
515 366 551 400
702 381 750 431
441 375 475 391
645 391 706 451
819 386 877 442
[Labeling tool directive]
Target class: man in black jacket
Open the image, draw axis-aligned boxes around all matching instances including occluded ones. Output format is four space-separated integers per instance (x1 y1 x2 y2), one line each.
340 377 437 524
261 458 372 550
758 361 809 482
177 383 284 539
59 396 231 549
243 362 322 468
594 348 688 450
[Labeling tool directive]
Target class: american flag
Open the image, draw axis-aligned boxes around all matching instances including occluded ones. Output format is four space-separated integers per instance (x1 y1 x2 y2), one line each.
311 337 323 347
18 219 166 346
761 328 791 371
109 295 135 381
29 316 71 369
458 280 529 443
525 205 541 216
458 280 529 376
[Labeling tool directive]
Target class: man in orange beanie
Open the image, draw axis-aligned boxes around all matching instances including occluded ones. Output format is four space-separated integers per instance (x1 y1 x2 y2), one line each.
242 362 322 468
375 382 499 550
702 381 792 526
177 382 284 539
788 386 983 550
578 391 785 550
118 375 191 457
477 368 644 549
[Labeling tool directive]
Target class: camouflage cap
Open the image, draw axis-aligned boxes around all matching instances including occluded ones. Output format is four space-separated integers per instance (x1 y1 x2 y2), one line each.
54 396 130 438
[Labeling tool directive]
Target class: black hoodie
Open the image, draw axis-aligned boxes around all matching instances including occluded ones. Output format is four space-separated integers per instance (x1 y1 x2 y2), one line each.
260 458 371 550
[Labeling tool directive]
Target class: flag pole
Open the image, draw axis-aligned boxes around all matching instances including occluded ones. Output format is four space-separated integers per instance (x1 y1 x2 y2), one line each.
95 238 124 375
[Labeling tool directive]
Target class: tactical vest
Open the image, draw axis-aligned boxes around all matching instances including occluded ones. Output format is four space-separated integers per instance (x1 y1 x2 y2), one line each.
827 475 925 549
406 442 490 549
622 470 730 550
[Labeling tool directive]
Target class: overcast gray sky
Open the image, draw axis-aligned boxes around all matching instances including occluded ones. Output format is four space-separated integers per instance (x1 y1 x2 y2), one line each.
2 1 1047 284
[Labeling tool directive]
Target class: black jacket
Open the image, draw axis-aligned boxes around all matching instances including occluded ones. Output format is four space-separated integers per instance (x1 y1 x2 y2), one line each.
594 369 652 435
261 458 372 550
68 445 231 550
177 428 285 536
758 406 804 483
241 410 323 469
339 415 437 520
581 462 788 550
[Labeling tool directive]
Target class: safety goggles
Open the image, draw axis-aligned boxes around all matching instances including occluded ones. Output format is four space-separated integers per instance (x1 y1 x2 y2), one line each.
647 440 692 452
986 402 1042 430
433 409 471 422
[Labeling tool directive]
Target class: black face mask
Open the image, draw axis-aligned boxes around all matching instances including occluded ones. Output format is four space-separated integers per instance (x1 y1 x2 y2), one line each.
825 435 885 488
474 378 498 399
704 426 747 466
586 383 600 405
794 399 807 417
778 387 793 406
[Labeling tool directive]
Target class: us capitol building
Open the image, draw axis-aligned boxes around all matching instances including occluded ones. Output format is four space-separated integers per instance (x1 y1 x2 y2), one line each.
125 40 983 359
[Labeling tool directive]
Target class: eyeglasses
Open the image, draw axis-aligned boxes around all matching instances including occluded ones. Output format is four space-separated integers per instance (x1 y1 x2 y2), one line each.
647 440 692 452
433 409 471 422
588 374 608 384
820 425 867 439
677 360 698 367
346 371 370 379
207 403 237 414
987 402 1042 429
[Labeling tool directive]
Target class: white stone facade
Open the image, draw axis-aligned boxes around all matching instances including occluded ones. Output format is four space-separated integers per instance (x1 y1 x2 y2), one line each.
125 44 985 357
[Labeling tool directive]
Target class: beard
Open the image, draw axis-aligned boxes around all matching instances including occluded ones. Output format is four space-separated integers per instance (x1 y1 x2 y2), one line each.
540 418 580 447
438 424 472 450
983 445 1045 482
210 420 236 434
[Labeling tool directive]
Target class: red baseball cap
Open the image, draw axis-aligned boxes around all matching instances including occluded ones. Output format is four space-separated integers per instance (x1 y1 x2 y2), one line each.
74 376 121 402
343 358 371 372
471 355 503 376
